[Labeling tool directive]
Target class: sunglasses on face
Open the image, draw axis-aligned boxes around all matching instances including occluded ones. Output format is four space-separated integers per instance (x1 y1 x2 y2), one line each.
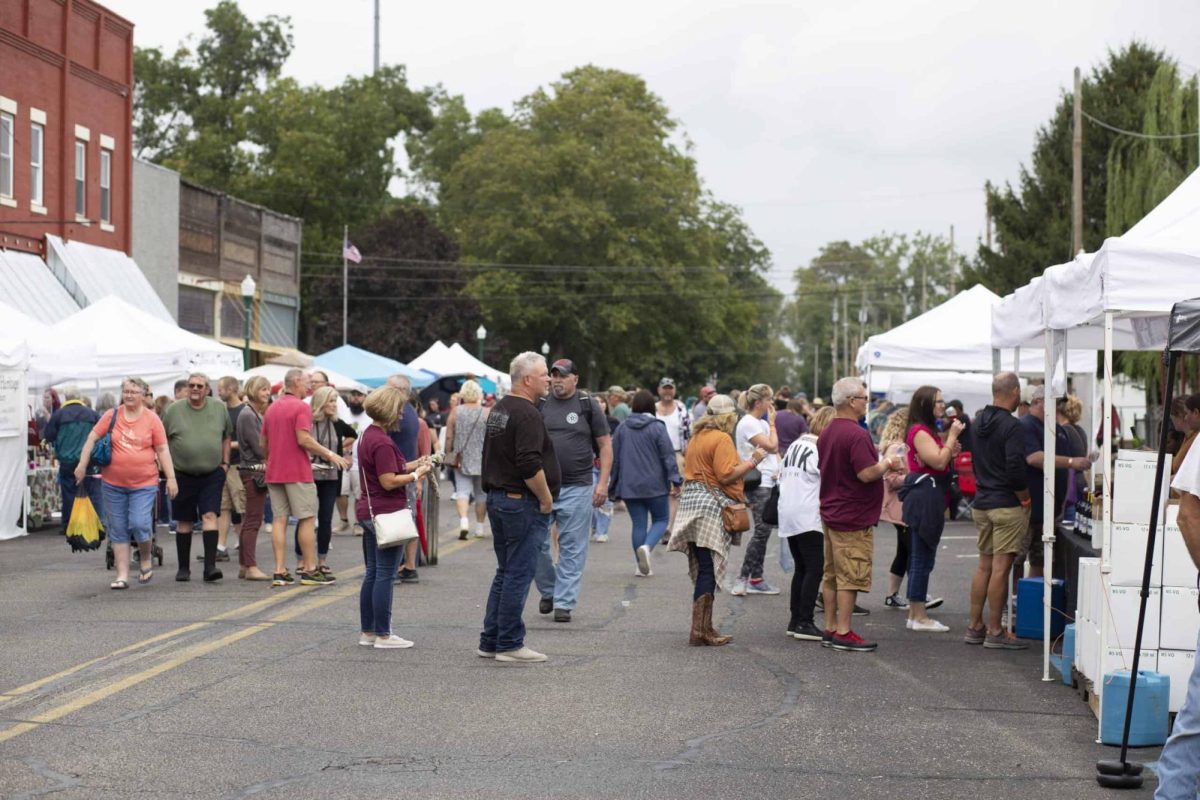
188 383 206 389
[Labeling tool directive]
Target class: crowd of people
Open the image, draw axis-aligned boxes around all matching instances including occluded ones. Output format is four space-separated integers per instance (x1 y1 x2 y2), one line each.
34 360 1101 663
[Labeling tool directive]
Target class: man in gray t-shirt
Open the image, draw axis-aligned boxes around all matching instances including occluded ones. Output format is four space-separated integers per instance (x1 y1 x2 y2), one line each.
534 358 613 622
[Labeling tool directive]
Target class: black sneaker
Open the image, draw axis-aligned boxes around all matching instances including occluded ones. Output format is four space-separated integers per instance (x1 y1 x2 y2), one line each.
821 629 834 648
553 608 571 623
791 622 823 641
300 571 334 586
830 630 878 652
539 597 553 615
852 604 870 616
215 549 231 562
175 568 191 582
397 568 419 584
272 571 295 587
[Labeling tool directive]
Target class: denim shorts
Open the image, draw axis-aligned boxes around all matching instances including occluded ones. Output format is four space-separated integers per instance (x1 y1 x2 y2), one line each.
102 483 158 545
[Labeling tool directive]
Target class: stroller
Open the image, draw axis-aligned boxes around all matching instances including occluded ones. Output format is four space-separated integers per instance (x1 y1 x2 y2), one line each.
948 451 977 520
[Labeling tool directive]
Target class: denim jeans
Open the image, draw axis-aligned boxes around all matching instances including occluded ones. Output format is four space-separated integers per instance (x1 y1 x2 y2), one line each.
534 483 593 611
1155 628 1200 799
591 465 613 537
906 529 939 602
626 495 670 554
691 544 716 600
481 491 544 653
739 485 775 580
100 482 157 545
57 462 102 530
359 520 403 636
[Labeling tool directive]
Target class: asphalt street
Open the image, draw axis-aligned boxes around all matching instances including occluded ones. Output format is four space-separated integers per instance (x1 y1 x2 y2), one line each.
0 496 1167 799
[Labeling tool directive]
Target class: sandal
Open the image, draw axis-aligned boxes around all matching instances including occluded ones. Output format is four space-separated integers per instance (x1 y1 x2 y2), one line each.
110 579 129 590
318 565 333 575
138 568 153 584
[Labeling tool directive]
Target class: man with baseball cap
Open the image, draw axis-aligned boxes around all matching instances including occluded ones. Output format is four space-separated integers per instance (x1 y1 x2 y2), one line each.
534 358 612 622
691 385 716 422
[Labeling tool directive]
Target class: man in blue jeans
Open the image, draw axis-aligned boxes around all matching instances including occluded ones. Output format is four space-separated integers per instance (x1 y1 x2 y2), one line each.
534 358 612 623
478 352 560 663
1156 443 1200 798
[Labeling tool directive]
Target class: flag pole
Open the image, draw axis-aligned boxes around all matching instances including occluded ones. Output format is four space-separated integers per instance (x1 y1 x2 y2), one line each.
342 224 349 346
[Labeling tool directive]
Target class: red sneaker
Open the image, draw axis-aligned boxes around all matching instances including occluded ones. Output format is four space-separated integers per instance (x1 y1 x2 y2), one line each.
830 630 878 652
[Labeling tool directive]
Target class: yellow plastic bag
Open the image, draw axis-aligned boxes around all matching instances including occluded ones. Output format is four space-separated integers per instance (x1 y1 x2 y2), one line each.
66 496 102 552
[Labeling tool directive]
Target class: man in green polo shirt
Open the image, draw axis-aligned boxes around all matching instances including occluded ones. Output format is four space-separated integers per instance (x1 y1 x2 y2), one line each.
162 373 233 582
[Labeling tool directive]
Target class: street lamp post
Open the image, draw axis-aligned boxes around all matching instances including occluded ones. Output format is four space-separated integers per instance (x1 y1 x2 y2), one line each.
541 341 550 357
476 325 487 363
240 274 256 370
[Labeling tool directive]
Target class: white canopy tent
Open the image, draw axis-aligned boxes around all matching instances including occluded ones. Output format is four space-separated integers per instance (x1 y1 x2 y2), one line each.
1001 166 1200 726
235 363 368 394
0 336 29 540
409 341 512 390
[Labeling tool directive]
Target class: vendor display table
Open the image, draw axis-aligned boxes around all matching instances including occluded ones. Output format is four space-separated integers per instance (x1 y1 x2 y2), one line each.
1056 523 1099 618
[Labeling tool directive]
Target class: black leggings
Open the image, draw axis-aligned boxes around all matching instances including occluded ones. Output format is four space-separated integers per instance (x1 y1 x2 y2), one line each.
787 531 824 626
295 479 341 558
691 544 716 600
890 523 910 579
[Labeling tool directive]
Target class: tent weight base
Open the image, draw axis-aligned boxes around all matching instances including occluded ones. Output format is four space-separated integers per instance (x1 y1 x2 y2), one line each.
1095 760 1143 790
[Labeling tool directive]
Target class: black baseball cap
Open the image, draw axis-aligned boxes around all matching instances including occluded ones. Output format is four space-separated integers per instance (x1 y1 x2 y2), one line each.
550 359 577 376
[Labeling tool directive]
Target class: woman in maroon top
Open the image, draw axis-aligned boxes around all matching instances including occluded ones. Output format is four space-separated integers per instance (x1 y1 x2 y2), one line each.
900 386 964 632
357 386 432 650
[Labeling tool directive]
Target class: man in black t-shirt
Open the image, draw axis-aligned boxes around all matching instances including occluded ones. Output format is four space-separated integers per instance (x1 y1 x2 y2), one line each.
533 359 612 623
478 352 559 664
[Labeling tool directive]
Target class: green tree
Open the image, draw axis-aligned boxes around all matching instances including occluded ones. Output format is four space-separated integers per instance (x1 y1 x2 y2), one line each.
409 65 781 390
966 42 1172 295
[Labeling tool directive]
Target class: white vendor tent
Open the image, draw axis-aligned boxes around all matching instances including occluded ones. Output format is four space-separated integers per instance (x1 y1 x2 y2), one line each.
876 371 1026 419
236 363 369 394
409 341 511 390
0 336 29 540
0 300 94 386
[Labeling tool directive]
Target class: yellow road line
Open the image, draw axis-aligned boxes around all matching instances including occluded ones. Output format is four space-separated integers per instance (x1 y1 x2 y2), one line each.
0 537 478 740
0 623 272 744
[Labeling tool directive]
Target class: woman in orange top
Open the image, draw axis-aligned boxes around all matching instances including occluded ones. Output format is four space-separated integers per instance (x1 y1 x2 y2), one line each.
75 377 178 590
667 394 764 646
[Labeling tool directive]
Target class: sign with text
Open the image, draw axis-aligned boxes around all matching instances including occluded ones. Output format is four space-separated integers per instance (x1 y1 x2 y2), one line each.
0 371 24 437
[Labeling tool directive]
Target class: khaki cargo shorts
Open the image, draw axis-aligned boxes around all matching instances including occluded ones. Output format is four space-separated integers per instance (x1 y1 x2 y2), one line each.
220 465 246 514
822 526 874 592
267 482 318 520
973 505 1029 556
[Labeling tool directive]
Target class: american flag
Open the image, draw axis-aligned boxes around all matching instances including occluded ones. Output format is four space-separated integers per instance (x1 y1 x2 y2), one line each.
343 239 362 264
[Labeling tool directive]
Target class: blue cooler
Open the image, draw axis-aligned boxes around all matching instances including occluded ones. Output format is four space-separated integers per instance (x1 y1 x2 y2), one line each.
1015 577 1065 640
1100 670 1170 746
1055 623 1075 685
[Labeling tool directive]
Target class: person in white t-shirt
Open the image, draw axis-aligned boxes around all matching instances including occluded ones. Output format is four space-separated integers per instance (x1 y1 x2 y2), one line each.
730 383 781 596
1155 441 1200 798
342 387 371 535
777 406 836 641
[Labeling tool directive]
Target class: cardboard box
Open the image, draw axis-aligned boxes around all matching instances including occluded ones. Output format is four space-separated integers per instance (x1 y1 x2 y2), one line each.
1109 523 1163 587
1103 585 1160 650
1160 586 1200 651
1162 505 1199 588
1113 452 1171 525
1079 557 1101 624
1102 647 1158 677
1157 649 1196 713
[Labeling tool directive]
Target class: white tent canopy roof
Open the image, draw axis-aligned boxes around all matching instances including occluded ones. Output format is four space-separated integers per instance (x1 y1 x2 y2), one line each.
1042 166 1200 349
859 284 1095 375
235 363 369 394
410 341 511 389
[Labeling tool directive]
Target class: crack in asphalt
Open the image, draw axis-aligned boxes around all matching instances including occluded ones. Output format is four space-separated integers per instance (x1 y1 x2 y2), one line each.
9 758 82 799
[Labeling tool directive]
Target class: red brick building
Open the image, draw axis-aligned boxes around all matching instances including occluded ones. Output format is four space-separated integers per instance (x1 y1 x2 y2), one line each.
0 0 133 256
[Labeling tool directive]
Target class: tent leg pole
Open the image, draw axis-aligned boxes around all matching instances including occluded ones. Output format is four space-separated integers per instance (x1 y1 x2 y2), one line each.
1042 331 1058 683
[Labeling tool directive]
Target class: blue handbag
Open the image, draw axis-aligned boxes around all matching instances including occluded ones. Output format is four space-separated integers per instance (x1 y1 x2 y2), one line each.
90 407 119 467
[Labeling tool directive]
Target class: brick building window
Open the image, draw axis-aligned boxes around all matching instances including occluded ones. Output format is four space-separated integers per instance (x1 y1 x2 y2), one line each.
74 140 86 218
30 122 43 208
99 149 111 225
0 112 12 201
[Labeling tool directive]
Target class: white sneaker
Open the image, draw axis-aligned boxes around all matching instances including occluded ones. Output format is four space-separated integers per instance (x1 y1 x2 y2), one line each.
495 646 547 663
594 534 609 543
333 519 349 533
635 545 651 576
374 634 414 649
473 526 486 538
358 634 377 647
634 567 654 577
729 577 748 596
909 618 950 632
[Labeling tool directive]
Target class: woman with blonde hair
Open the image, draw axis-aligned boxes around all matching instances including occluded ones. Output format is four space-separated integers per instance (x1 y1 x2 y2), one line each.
667 395 766 646
236 375 272 580
310 385 356 577
731 383 781 595
357 386 432 649
445 379 489 540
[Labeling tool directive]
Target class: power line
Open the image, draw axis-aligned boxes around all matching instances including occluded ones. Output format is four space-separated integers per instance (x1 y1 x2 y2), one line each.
1081 109 1200 140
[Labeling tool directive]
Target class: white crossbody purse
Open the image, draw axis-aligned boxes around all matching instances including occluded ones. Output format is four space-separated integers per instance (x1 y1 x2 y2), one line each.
360 458 418 549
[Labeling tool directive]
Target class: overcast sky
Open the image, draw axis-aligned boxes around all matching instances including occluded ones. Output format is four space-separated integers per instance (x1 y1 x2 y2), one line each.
109 0 1200 293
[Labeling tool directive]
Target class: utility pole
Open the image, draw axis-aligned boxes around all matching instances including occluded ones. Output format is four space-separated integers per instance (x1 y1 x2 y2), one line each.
813 343 819 401
948 224 956 296
373 0 381 74
920 258 928 314
831 296 839 384
842 293 850 376
1072 66 1083 256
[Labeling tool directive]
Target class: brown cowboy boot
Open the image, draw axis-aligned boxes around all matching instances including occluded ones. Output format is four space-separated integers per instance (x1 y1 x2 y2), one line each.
701 593 732 646
689 595 706 645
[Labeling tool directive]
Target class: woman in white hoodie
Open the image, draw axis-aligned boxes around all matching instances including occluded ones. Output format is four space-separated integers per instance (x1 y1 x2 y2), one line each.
776 406 835 641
